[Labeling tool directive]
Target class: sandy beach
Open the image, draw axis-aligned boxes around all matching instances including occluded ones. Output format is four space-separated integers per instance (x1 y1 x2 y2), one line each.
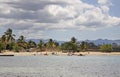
0 50 120 56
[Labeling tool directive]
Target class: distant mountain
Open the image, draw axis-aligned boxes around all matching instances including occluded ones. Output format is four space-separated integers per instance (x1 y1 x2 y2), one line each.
26 39 120 45
26 39 48 44
85 39 120 45
26 39 65 45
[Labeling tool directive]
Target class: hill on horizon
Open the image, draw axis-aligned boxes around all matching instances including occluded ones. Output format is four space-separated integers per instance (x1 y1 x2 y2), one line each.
26 39 120 45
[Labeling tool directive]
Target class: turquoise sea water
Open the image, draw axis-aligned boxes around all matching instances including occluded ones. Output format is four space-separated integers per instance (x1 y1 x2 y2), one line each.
0 55 120 77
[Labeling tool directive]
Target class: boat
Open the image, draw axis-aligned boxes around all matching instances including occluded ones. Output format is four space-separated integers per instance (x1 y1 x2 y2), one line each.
0 54 14 56
78 54 85 56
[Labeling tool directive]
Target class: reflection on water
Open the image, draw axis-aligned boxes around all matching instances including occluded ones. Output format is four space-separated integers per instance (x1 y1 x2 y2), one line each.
0 55 120 77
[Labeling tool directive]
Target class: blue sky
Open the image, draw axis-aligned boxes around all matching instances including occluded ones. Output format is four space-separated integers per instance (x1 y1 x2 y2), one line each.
82 0 120 17
45 26 120 41
0 0 120 41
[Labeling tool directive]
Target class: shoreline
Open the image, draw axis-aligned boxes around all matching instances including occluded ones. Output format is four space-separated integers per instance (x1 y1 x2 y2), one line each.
0 51 120 56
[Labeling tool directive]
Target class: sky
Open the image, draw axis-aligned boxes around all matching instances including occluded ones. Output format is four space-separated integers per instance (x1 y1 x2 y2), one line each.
0 0 120 41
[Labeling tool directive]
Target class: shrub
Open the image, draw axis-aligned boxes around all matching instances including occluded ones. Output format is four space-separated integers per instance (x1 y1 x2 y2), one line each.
61 42 78 52
0 42 5 52
100 44 113 52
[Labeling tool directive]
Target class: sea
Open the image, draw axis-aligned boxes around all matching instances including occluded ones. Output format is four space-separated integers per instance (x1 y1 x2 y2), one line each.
0 55 120 77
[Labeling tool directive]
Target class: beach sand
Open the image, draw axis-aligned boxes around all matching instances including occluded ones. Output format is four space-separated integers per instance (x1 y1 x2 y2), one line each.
0 50 120 56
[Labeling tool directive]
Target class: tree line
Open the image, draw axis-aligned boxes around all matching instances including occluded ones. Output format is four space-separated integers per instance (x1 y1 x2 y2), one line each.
0 28 119 53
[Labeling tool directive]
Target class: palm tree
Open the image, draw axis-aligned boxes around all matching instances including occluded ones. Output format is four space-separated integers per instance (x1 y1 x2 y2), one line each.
38 40 45 54
71 37 77 43
1 35 7 46
5 28 15 44
27 40 36 48
80 41 89 51
44 39 56 55
47 39 54 52
17 35 27 50
18 35 25 42
0 28 16 50
61 42 78 54
53 42 59 54
1 28 15 50
0 41 5 52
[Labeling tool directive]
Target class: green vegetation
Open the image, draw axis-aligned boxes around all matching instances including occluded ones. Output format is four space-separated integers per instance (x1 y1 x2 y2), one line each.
0 41 5 52
71 37 77 43
12 43 19 52
27 40 36 48
80 41 89 51
0 28 119 53
17 35 28 49
61 37 78 52
61 42 78 52
38 40 45 52
100 44 113 52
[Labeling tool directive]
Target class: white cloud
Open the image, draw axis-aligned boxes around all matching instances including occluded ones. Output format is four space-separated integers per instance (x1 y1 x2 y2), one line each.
100 5 109 14
98 0 108 4
0 0 120 39
46 5 77 19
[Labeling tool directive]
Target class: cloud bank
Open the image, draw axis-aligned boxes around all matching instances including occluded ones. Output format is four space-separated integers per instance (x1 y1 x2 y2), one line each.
0 0 120 38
